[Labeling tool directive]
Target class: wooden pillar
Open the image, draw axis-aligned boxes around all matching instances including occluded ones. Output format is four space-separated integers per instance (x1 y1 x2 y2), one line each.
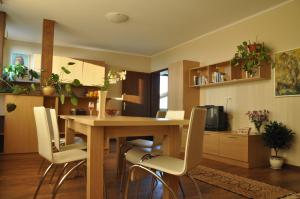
0 11 6 74
41 19 55 82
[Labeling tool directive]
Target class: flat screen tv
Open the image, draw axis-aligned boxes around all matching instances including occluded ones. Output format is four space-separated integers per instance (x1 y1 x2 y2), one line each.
200 105 228 131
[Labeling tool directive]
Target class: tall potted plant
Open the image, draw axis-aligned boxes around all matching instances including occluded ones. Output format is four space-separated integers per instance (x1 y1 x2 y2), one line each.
231 41 272 77
262 121 295 169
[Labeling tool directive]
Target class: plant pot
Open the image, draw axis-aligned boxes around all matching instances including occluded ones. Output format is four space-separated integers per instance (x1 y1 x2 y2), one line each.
270 156 284 169
42 86 56 96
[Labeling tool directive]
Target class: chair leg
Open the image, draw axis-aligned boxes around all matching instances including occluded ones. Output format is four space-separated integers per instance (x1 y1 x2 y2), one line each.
187 173 203 199
37 159 46 174
149 175 157 199
179 178 185 198
120 156 128 192
124 164 178 199
52 163 69 193
33 163 54 199
52 160 86 199
49 165 58 184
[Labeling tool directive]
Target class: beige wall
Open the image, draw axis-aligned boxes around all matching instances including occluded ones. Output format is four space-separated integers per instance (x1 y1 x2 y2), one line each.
151 0 300 166
3 39 151 110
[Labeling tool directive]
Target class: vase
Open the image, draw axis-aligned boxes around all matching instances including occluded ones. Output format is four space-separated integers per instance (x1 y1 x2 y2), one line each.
254 122 262 134
98 90 107 118
42 86 55 96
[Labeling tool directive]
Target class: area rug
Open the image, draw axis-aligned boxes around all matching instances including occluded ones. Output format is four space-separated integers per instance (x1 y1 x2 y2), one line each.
191 165 294 199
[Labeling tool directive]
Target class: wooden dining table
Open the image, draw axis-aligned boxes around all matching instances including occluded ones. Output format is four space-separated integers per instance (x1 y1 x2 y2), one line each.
60 115 189 199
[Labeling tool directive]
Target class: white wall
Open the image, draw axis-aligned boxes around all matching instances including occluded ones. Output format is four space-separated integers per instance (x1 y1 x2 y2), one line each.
151 0 300 166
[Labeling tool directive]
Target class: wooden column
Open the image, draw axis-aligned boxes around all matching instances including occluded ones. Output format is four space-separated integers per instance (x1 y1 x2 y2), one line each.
0 11 6 74
41 19 55 82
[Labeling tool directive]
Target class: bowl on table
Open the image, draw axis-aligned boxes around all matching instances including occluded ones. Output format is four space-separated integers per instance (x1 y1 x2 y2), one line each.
105 109 118 116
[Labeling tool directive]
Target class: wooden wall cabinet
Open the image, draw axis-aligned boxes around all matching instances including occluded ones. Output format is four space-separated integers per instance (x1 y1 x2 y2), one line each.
189 60 271 88
168 60 200 119
202 131 270 168
4 95 43 153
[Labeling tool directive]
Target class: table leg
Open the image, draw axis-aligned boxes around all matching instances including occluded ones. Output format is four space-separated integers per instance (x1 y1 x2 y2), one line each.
64 119 74 144
162 125 180 199
87 126 104 199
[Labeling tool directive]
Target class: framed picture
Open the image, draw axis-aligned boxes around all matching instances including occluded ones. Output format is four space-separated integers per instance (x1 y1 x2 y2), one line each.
274 48 300 96
10 52 31 67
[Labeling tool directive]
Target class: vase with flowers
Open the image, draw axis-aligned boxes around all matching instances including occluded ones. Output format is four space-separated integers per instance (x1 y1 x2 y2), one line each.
97 70 126 118
246 110 269 134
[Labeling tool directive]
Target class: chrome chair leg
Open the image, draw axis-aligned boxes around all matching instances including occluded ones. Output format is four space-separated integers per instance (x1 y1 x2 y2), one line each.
33 163 54 199
37 159 46 174
120 156 127 192
187 173 202 199
124 164 178 199
179 178 185 198
52 160 86 199
52 163 69 193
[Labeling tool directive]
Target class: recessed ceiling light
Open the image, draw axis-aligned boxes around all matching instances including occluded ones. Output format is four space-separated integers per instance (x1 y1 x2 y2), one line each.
105 12 129 23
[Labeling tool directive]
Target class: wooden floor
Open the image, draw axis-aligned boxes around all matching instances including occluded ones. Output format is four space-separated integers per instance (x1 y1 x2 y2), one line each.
1 149 300 199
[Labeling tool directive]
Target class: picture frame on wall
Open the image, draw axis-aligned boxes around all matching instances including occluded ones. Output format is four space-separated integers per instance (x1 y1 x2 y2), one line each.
274 48 300 97
10 52 31 67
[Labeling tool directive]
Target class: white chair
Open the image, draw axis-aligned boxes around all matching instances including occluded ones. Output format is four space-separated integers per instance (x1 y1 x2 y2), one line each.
33 107 87 199
124 107 206 199
120 110 185 191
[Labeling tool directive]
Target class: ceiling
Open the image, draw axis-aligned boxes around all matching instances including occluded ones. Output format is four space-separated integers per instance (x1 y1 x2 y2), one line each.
1 0 288 56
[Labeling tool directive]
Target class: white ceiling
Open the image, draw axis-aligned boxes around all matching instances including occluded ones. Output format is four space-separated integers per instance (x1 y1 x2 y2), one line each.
1 0 288 56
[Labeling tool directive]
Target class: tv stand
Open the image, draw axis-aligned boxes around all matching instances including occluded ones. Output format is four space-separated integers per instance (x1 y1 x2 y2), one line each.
203 131 270 168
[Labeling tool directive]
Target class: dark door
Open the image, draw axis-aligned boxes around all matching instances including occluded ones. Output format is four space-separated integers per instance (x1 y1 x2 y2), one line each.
122 71 151 117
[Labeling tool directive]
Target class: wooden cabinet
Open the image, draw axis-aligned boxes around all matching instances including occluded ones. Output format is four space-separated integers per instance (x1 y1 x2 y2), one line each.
82 62 105 86
168 60 200 119
189 60 271 88
4 95 43 153
52 56 105 86
202 131 270 168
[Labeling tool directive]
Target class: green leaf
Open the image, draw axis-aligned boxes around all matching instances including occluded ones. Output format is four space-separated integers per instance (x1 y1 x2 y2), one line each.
65 84 72 93
70 96 78 106
68 62 75 65
60 94 65 104
6 103 17 112
51 73 59 82
61 66 71 74
72 79 81 87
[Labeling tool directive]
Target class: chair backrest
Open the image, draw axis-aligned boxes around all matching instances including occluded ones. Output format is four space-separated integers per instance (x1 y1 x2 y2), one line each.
183 107 206 173
156 110 166 118
165 110 185 120
33 107 53 162
49 109 61 151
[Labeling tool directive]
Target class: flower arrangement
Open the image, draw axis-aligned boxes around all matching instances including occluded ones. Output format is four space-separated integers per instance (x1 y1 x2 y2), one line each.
246 109 269 133
98 70 126 91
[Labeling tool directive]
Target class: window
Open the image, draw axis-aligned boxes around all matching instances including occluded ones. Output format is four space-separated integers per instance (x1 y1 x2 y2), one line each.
159 70 168 109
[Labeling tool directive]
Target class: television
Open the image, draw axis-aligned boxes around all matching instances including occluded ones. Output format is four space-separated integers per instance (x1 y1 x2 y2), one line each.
200 105 228 131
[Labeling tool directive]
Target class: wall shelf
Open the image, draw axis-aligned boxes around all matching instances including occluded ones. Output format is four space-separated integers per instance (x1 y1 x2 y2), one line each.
189 60 271 88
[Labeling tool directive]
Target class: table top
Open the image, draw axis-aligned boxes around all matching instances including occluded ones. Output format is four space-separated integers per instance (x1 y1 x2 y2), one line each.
60 115 190 126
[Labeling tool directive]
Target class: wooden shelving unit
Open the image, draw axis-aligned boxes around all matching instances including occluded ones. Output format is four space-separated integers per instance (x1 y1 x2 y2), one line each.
189 60 271 88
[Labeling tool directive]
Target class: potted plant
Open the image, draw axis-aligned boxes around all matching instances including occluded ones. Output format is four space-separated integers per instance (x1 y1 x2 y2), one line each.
262 121 295 169
231 41 272 77
42 62 81 106
246 110 269 133
3 64 39 82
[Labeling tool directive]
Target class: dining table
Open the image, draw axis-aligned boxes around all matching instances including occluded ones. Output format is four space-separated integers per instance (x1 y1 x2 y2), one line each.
60 115 189 199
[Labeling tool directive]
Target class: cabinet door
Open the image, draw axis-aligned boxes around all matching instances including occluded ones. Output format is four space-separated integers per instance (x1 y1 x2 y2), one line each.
203 133 219 155
82 62 105 86
52 56 83 83
219 135 248 162
4 95 44 153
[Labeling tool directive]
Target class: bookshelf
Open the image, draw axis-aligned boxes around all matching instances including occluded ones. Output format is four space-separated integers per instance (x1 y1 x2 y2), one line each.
189 60 271 88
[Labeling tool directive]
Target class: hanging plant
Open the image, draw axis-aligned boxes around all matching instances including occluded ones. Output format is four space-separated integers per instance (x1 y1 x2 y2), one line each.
231 41 272 76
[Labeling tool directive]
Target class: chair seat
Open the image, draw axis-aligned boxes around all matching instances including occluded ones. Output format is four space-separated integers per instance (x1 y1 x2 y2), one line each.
61 143 87 151
127 139 154 148
140 156 184 176
125 147 163 164
53 149 87 164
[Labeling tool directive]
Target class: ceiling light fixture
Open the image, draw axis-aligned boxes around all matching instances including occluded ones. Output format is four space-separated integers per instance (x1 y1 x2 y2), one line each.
105 12 129 23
